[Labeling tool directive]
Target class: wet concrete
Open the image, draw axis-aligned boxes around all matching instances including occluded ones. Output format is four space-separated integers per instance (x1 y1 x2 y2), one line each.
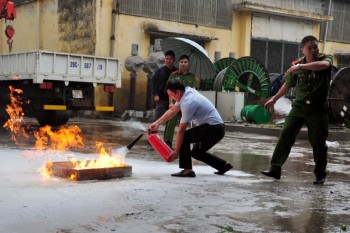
1 117 350 232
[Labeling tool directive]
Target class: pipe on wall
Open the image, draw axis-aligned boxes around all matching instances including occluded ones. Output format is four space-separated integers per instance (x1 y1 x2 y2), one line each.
323 0 332 53
110 0 118 57
36 0 40 49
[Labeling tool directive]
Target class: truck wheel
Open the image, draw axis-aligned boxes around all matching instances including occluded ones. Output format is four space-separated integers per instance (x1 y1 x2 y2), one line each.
37 117 69 127
36 115 69 127
0 118 7 127
0 108 8 127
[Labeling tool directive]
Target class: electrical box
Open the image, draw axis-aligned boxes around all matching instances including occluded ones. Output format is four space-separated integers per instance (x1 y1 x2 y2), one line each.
199 91 244 122
216 92 244 122
198 91 216 106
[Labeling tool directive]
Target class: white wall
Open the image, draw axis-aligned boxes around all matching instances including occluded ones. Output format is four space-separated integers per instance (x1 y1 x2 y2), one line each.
251 13 313 42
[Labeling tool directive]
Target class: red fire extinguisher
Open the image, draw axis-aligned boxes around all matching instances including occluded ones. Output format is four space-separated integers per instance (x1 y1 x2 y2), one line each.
148 132 173 162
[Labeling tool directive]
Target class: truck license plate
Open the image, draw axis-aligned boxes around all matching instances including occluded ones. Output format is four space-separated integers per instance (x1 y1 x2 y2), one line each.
72 90 83 99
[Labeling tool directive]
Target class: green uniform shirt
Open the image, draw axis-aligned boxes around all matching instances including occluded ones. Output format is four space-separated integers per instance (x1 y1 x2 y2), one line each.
168 71 196 88
285 53 333 105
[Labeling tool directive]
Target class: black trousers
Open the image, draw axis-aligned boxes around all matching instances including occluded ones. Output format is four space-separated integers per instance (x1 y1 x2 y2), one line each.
179 123 227 170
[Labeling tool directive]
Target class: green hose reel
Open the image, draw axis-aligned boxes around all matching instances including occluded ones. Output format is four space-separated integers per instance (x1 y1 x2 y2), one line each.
202 58 236 90
213 56 271 104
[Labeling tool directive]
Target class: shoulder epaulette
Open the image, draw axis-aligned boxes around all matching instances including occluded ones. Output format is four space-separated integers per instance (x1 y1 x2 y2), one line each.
318 53 326 59
291 58 303 65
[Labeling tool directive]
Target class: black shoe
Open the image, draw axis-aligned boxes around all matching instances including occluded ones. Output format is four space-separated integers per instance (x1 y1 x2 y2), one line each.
313 176 326 185
260 169 281 180
214 163 233 175
171 170 196 177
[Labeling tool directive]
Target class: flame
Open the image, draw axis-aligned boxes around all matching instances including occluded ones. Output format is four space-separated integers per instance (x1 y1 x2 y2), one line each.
3 86 29 144
4 86 127 180
38 142 126 180
70 142 126 170
38 162 53 179
34 125 85 151
68 174 76 180
37 139 127 180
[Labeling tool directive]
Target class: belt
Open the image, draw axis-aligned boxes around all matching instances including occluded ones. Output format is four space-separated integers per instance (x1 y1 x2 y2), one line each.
210 123 225 127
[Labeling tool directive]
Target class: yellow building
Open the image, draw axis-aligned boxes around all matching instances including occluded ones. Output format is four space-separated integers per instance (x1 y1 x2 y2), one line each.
1 0 350 115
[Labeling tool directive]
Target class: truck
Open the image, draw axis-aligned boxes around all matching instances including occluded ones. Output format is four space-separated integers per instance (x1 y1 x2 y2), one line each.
0 50 121 126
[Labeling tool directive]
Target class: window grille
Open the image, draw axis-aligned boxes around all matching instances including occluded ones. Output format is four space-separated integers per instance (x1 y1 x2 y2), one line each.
320 0 350 43
118 0 233 29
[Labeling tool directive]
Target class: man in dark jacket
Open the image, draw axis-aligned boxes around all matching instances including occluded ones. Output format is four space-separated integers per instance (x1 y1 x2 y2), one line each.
150 50 177 120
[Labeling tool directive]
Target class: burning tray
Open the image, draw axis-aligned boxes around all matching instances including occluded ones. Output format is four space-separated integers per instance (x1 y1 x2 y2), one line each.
47 161 132 181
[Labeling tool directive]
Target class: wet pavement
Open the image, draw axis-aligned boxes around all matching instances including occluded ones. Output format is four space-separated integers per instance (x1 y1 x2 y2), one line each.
0 117 350 233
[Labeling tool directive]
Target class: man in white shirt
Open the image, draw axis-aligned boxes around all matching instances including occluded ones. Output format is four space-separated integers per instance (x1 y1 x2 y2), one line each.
150 79 232 177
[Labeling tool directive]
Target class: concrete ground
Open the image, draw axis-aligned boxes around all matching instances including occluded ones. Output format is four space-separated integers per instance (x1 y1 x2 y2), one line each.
0 117 349 233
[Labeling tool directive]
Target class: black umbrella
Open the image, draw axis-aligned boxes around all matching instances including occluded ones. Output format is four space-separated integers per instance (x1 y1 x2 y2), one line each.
160 37 216 80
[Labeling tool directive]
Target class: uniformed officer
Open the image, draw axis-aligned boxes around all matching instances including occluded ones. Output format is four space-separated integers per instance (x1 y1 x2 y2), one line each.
163 54 197 147
260 35 333 184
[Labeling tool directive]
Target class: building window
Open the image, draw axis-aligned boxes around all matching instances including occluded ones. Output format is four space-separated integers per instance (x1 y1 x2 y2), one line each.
118 0 233 29
251 39 300 74
334 54 350 69
320 0 350 43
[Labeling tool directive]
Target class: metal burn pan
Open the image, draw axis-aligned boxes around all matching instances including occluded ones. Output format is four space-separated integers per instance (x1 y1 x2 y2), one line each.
47 161 132 181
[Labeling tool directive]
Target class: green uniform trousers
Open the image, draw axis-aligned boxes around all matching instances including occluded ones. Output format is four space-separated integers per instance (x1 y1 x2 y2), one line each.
163 112 180 147
270 103 328 178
